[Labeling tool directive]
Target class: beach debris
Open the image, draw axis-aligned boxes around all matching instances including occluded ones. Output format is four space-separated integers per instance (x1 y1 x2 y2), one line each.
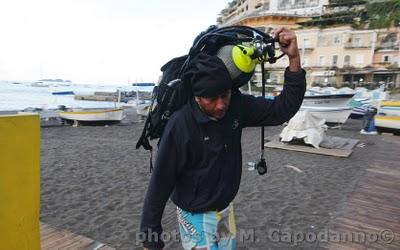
86 241 106 250
357 143 366 148
247 161 255 171
284 164 303 173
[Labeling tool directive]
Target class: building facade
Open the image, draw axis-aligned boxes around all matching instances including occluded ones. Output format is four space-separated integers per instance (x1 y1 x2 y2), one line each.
218 0 329 26
218 0 400 88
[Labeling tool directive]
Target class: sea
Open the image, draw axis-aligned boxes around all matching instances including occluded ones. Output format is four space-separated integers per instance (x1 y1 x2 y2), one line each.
0 81 142 111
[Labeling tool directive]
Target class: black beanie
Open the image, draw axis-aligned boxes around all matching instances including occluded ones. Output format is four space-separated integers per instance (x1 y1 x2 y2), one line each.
185 53 232 97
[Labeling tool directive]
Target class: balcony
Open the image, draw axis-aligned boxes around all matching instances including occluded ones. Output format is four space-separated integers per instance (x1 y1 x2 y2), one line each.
376 41 400 51
344 42 371 49
329 0 366 7
300 45 315 51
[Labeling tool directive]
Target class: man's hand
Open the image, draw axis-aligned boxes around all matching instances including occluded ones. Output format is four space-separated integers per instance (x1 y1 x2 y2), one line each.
272 27 301 72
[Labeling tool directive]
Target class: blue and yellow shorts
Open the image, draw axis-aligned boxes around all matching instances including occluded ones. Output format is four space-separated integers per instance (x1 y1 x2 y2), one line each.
177 203 236 250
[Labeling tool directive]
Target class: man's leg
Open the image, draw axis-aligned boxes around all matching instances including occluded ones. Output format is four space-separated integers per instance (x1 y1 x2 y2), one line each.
177 204 236 250
216 203 236 250
177 207 219 250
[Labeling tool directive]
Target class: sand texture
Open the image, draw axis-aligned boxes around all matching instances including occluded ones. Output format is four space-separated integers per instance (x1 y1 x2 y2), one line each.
40 110 394 249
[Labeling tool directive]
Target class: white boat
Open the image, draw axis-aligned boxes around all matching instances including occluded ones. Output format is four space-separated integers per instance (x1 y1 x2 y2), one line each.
302 93 355 108
31 81 50 87
59 108 124 123
375 101 400 134
375 115 400 134
379 106 400 117
133 83 154 117
379 101 400 116
298 107 353 124
136 101 151 117
300 93 355 123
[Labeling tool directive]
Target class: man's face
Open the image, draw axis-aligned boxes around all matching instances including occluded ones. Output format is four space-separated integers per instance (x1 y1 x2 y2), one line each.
195 89 231 120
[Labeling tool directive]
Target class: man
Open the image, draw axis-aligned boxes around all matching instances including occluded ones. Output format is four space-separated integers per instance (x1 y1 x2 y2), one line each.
140 27 306 249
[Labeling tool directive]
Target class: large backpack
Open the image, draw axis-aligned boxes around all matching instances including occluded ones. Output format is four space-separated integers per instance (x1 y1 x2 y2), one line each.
136 25 282 171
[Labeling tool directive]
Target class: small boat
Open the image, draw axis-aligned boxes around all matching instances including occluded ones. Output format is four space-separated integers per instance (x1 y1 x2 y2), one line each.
132 83 156 87
375 115 400 134
59 108 124 125
302 93 355 108
31 81 49 87
298 107 353 124
375 100 400 134
379 101 400 116
52 91 75 95
300 93 355 124
381 101 400 107
136 101 151 117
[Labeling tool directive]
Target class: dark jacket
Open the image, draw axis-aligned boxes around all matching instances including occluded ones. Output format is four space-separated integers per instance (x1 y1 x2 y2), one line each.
140 68 306 249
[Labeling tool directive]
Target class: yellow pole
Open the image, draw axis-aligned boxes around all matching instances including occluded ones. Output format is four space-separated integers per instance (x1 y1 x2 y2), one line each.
0 114 40 250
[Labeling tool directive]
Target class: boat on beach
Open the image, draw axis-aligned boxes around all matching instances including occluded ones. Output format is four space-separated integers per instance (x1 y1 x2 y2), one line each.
299 93 355 124
375 100 400 134
59 108 124 125
52 91 75 95
375 115 400 134
136 101 151 117
298 106 353 124
302 93 355 107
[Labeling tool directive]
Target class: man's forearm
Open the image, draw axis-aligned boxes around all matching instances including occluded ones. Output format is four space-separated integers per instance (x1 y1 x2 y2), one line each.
288 55 301 72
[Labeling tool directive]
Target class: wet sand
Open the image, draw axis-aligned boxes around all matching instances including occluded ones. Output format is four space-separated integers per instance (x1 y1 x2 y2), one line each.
40 110 396 249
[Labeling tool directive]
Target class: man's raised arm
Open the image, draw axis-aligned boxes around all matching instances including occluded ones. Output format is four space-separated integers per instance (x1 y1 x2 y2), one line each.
241 27 306 127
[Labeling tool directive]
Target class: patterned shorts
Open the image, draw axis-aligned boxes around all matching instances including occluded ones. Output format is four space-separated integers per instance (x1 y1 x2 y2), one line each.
177 204 236 250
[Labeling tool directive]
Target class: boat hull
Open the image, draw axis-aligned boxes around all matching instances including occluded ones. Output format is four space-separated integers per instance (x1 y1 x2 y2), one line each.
300 93 354 124
298 107 352 124
379 106 400 117
302 94 355 108
375 116 400 133
136 103 151 117
59 108 124 122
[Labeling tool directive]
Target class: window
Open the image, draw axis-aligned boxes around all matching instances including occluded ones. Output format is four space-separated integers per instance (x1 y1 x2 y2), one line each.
356 55 364 64
334 36 341 44
353 37 361 47
302 57 308 67
332 55 338 66
246 5 248 10
304 38 311 48
383 55 392 62
294 0 306 5
344 55 351 66
319 56 325 66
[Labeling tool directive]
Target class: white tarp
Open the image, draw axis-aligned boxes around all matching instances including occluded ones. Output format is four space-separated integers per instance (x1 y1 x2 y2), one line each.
280 111 327 148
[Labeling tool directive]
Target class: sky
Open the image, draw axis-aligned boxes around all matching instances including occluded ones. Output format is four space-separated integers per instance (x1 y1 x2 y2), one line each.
0 0 228 84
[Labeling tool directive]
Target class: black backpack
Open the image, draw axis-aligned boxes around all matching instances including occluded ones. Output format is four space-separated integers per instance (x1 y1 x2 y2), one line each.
136 25 282 171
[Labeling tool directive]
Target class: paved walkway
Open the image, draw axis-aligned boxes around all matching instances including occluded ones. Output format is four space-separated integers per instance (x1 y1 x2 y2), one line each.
323 135 400 250
41 223 115 250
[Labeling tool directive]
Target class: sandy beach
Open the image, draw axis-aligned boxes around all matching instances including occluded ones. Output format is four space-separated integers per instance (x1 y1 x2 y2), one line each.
39 108 398 249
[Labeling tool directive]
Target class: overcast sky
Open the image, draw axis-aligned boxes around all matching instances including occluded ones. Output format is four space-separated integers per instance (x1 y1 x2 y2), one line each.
0 0 228 84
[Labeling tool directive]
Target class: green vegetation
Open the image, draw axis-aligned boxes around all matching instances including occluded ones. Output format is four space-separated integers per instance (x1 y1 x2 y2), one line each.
366 0 400 29
299 0 400 29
